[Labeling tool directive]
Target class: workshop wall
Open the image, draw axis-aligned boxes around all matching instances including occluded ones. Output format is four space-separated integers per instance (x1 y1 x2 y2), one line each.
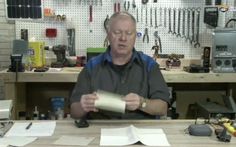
0 0 15 100
13 0 235 59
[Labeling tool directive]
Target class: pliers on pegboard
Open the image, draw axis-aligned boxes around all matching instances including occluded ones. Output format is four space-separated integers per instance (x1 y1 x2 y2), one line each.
124 1 130 11
114 2 120 13
143 28 149 43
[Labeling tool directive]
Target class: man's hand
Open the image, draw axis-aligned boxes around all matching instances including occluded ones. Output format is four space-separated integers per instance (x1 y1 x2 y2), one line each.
80 93 99 112
123 93 142 111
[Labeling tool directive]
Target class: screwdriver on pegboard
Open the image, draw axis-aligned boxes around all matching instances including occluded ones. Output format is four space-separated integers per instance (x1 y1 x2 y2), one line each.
89 2 93 33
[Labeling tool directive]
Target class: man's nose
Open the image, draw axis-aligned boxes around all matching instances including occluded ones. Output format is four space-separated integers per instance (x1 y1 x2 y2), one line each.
119 32 127 41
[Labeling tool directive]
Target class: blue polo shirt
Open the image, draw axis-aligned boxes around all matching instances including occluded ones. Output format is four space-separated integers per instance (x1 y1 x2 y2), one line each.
70 47 170 119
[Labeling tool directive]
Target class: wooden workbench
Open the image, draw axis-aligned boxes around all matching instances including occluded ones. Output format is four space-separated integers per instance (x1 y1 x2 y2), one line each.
9 120 236 147
1 67 236 83
1 68 236 119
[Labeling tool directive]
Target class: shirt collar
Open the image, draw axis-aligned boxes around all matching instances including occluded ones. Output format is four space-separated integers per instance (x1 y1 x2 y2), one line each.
103 46 141 65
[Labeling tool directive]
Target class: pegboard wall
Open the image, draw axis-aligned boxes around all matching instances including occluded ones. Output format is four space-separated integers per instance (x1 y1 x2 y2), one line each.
14 0 236 59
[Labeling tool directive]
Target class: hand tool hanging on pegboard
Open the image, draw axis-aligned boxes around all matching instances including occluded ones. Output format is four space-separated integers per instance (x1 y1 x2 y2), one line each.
136 8 139 22
88 0 93 6
176 8 181 37
159 7 163 27
152 31 162 61
124 0 130 11
21 29 28 41
172 8 176 35
143 28 149 43
103 15 109 47
181 8 186 39
114 1 120 13
186 8 191 41
67 29 76 56
168 8 172 34
154 7 158 28
150 7 153 27
141 6 143 23
145 6 148 26
104 15 109 31
89 0 93 33
89 3 93 23
190 8 196 45
194 9 201 48
164 7 167 28
132 0 136 9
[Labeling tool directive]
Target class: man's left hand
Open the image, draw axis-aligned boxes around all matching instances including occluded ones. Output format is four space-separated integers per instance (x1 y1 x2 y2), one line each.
123 93 142 111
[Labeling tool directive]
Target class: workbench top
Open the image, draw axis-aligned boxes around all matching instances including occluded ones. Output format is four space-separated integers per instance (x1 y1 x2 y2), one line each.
3 119 236 147
1 67 236 83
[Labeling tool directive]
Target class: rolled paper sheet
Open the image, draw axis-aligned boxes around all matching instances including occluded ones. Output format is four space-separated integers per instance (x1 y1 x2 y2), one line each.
95 90 126 114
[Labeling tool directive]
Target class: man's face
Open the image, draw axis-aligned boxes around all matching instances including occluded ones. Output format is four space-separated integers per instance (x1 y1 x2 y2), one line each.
107 16 136 57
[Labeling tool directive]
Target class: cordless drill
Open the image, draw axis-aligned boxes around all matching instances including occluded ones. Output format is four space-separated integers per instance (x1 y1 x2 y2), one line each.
51 45 69 68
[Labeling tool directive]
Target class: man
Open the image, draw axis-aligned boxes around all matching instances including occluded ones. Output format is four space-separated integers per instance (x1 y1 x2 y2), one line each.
70 11 170 119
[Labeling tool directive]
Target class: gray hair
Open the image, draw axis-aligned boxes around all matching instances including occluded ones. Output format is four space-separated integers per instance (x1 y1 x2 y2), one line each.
106 11 136 32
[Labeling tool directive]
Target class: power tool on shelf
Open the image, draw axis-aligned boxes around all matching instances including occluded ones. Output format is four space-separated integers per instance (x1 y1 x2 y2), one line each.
45 45 70 68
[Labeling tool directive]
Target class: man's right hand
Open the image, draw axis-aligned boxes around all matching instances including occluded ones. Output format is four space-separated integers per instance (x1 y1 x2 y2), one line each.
80 93 99 112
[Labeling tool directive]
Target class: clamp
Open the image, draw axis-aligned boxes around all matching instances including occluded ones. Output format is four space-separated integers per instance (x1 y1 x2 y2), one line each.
152 31 162 60
143 28 149 43
153 31 162 53
152 40 160 60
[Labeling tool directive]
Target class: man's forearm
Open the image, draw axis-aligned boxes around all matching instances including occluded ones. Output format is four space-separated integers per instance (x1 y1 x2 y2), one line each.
70 102 87 119
140 99 168 116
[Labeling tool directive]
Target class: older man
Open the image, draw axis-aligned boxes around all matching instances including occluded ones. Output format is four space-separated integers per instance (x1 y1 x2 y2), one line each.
70 11 169 119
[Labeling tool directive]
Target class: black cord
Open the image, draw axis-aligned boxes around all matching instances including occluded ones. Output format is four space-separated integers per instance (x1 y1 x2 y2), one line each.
225 19 236 28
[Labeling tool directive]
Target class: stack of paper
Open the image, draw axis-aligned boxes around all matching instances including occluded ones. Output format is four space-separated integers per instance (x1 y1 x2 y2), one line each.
0 137 37 147
100 125 170 146
5 121 56 137
1 121 56 146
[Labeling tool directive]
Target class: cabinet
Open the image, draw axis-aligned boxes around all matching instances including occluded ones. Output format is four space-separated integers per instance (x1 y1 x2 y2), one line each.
1 67 236 119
